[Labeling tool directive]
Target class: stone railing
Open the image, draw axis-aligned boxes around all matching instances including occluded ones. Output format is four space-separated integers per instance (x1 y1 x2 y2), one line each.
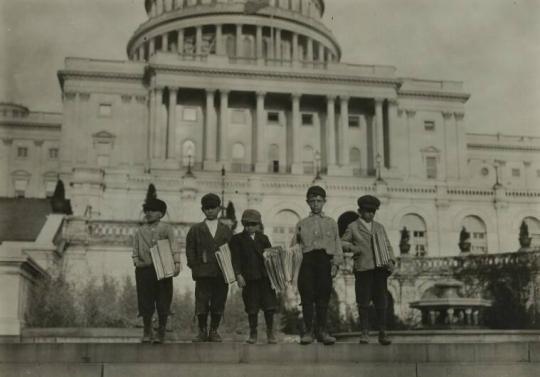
61 217 193 247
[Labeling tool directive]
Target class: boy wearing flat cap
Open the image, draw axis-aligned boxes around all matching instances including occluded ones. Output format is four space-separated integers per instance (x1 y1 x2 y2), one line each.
293 185 343 345
341 195 395 345
230 209 278 344
133 198 180 343
186 193 233 342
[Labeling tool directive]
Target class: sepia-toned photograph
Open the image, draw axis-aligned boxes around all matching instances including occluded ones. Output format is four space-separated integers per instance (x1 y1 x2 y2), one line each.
0 0 539 376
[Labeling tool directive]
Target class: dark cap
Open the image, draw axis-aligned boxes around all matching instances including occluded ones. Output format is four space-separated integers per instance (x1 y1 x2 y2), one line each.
306 185 326 199
201 193 221 209
143 198 167 214
241 209 262 224
357 195 380 211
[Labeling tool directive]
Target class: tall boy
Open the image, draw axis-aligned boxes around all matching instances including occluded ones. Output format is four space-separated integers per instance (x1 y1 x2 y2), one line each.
341 195 395 345
230 209 278 344
186 193 233 342
132 198 181 343
294 185 343 345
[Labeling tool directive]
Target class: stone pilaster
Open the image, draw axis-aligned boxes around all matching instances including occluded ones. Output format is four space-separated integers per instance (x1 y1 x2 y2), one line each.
177 29 184 54
338 96 349 166
255 25 263 59
442 111 457 180
218 90 230 166
196 26 203 55
290 93 302 174
374 98 385 167
204 89 217 169
325 95 336 169
167 87 177 159
235 24 242 57
162 33 168 52
254 91 267 173
454 112 466 179
405 109 416 179
216 24 223 55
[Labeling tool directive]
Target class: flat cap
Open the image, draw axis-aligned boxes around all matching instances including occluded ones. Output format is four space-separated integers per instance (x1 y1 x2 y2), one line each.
241 209 262 224
306 185 326 199
143 198 167 214
201 193 221 209
357 195 380 210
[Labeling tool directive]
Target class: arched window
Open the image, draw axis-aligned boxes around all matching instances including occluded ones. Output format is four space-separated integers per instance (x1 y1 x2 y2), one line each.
272 209 301 248
302 145 314 174
461 215 488 253
523 217 540 247
269 144 280 173
182 140 195 167
400 214 428 256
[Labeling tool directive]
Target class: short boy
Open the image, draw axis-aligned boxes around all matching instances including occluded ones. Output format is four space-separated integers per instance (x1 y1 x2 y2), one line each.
186 193 233 342
341 195 395 345
294 185 343 345
132 198 181 343
230 209 278 344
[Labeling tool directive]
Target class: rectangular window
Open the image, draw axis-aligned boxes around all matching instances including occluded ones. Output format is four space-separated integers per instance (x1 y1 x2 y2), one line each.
230 109 245 124
512 168 521 177
426 156 437 179
267 112 279 124
17 147 28 158
301 113 313 126
348 115 360 128
182 107 197 121
272 160 280 173
424 120 435 131
99 104 112 117
49 148 59 159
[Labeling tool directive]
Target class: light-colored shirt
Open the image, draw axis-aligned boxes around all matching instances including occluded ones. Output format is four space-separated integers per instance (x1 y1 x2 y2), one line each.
205 219 218 238
294 212 343 264
132 221 179 267
358 217 373 233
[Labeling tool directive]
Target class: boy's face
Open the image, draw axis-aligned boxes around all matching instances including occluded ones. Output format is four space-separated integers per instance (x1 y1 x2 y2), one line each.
358 207 376 223
244 222 259 235
144 210 162 223
307 195 326 214
202 206 220 220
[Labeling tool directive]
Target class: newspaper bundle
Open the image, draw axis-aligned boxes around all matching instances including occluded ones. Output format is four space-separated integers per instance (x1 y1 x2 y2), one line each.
263 245 303 293
216 244 236 284
150 239 176 280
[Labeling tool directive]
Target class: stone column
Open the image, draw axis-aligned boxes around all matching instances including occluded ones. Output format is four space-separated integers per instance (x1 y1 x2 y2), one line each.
156 0 163 14
326 95 336 167
138 46 144 61
149 38 156 56
219 90 230 164
275 29 282 60
339 96 349 166
374 98 385 167
34 140 44 197
216 24 223 55
151 87 164 160
196 26 203 56
204 89 217 166
306 38 313 61
443 111 457 180
291 93 302 174
0 139 12 196
318 43 324 62
167 87 177 159
387 99 399 170
292 33 299 62
404 110 415 179
256 25 263 59
254 91 267 172
454 112 466 179
177 29 184 54
236 24 242 58
162 33 169 52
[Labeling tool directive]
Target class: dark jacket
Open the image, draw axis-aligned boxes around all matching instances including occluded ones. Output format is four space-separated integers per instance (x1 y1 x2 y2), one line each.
186 221 233 280
230 231 272 281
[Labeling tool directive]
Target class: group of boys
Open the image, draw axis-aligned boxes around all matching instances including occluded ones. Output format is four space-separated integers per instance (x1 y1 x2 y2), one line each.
132 185 395 346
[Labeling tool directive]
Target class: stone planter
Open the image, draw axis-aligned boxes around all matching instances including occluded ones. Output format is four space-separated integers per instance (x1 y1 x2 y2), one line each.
399 243 411 255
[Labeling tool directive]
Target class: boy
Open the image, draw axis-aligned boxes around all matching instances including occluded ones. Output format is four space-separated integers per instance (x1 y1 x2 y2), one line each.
230 209 278 344
341 195 395 345
132 198 181 343
294 185 343 345
186 193 233 342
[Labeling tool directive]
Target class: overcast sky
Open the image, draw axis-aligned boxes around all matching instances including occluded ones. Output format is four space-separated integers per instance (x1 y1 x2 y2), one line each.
1 0 538 136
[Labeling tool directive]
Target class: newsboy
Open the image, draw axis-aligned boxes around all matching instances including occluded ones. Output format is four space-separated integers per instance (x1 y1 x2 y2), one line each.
341 195 395 345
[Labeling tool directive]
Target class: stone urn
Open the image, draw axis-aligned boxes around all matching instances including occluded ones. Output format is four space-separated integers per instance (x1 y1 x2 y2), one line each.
458 227 471 253
458 241 471 253
399 226 411 256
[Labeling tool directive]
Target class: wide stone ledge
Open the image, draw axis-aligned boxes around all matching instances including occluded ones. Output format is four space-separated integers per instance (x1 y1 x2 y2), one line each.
0 342 537 364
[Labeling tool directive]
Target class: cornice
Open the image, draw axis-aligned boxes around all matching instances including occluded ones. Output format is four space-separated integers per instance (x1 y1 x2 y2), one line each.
58 70 145 89
0 120 61 129
467 143 540 152
149 63 401 87
398 90 470 102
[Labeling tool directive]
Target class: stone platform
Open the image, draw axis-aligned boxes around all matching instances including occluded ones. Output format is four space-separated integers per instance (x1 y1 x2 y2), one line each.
1 342 539 377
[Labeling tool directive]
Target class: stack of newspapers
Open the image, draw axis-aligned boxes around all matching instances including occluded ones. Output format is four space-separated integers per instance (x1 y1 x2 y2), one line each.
150 239 175 280
263 245 303 293
217 244 236 284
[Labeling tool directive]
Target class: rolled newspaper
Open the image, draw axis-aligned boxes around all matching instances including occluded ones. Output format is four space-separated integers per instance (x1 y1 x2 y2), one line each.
263 245 303 293
216 244 236 284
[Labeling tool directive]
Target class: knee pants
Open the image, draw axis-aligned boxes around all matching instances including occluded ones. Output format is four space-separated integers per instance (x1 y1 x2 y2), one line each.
135 266 173 318
298 249 332 309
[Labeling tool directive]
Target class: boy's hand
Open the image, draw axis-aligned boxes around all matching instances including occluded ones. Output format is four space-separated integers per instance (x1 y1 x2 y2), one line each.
237 274 246 288
387 260 396 274
331 264 339 278
174 262 181 276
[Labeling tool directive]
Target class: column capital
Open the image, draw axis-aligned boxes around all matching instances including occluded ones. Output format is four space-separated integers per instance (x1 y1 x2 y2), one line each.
291 92 302 100
374 97 385 104
442 111 453 120
339 95 350 103
326 94 336 102
454 112 465 120
387 98 398 106
405 109 416 118
219 89 230 96
205 88 216 95
256 90 266 98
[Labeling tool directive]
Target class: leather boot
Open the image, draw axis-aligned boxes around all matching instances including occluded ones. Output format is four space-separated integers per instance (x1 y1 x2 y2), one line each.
208 314 223 342
264 311 277 344
192 314 207 342
142 316 153 343
247 314 258 344
300 304 314 345
358 307 370 344
154 315 167 344
315 306 335 345
376 307 391 345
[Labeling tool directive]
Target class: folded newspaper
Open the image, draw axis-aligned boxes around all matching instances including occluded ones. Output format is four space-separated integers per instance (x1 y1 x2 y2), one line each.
217 244 236 284
263 245 303 293
150 239 176 280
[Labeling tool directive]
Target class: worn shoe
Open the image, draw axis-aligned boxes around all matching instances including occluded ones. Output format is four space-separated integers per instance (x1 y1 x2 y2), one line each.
378 331 392 346
300 333 313 345
192 328 207 343
358 331 369 344
266 329 277 344
208 329 223 342
246 331 257 344
142 326 153 343
316 331 336 345
153 327 166 344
